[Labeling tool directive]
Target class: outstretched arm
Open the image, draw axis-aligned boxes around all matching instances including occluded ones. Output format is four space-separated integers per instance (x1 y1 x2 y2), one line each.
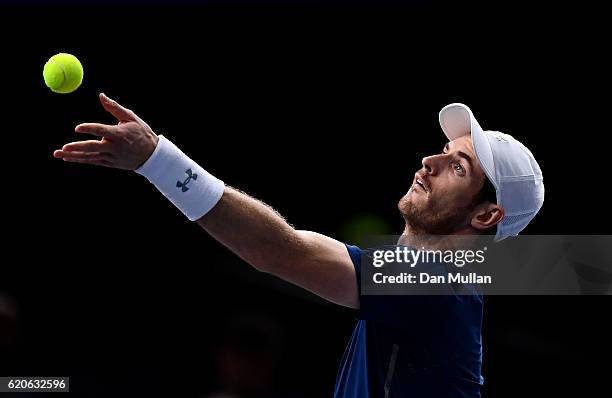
54 93 359 308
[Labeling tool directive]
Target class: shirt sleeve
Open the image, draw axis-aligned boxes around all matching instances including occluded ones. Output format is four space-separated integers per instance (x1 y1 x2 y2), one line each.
344 243 476 330
345 243 418 326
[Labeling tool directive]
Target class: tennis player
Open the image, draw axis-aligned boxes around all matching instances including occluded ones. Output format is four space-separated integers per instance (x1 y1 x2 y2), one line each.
54 94 544 397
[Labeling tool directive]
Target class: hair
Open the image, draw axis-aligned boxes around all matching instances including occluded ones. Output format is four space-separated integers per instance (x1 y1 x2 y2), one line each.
474 177 497 206
472 176 498 236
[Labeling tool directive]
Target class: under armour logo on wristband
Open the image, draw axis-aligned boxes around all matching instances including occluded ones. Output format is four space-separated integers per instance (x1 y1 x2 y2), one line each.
177 168 198 192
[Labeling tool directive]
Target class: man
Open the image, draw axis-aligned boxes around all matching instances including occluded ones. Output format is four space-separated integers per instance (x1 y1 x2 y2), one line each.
53 94 544 397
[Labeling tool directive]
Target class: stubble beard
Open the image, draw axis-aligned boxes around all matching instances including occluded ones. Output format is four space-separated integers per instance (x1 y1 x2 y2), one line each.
399 193 471 236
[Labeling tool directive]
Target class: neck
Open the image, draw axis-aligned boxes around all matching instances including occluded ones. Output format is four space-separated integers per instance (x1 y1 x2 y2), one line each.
398 224 478 251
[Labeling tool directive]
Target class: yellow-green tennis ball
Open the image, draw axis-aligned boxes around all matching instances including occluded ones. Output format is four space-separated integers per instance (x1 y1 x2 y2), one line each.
43 53 84 94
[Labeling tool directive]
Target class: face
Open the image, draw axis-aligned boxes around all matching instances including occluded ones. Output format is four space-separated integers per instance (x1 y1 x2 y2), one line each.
398 135 490 235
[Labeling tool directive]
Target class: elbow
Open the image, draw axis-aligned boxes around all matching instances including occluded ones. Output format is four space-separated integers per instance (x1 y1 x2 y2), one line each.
249 251 293 275
250 257 278 274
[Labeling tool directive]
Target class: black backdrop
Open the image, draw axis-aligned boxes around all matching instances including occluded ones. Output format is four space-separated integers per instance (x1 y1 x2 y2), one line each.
1 2 610 397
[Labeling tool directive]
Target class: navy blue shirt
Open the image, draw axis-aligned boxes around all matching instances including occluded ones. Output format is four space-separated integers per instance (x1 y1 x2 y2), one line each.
334 244 484 398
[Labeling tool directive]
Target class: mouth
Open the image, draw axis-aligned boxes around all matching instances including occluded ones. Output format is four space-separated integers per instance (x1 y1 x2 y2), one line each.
413 176 428 193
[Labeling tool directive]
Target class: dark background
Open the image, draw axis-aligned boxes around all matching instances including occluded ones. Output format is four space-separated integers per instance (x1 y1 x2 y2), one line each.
1 1 610 397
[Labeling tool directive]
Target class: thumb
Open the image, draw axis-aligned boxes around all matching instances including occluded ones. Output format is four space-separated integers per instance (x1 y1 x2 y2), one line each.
99 93 136 122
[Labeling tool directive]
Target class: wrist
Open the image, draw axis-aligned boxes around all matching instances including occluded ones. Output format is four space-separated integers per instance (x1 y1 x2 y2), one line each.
135 133 160 171
135 135 225 221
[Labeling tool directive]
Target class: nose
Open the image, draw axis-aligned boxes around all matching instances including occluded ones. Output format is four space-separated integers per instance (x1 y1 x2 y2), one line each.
421 154 442 175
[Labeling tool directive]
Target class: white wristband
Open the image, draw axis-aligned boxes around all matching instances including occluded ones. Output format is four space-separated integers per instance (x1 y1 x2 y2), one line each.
135 135 225 221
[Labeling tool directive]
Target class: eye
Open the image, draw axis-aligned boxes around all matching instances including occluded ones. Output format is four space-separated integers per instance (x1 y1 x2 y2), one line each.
452 162 465 174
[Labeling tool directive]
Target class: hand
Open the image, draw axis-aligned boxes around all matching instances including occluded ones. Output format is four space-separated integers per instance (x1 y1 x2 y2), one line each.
53 93 159 170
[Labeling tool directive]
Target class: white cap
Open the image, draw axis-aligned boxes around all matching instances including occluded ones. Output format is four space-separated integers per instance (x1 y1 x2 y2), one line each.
438 103 544 242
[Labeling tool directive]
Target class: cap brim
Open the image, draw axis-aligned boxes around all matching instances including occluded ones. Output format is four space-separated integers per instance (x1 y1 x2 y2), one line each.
439 103 497 186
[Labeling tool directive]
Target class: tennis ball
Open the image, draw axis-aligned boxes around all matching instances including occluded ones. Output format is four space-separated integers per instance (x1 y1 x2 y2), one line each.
43 53 84 94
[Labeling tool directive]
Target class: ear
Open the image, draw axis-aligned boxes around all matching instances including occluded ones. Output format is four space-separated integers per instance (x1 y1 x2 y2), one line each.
471 203 505 231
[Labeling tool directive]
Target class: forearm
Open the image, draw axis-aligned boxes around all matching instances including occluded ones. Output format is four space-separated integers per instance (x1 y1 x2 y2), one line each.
132 134 310 272
197 186 303 272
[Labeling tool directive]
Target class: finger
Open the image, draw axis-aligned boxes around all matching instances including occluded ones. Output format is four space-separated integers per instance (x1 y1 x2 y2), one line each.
56 151 113 161
62 157 114 168
74 123 119 138
99 93 136 122
62 140 108 152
